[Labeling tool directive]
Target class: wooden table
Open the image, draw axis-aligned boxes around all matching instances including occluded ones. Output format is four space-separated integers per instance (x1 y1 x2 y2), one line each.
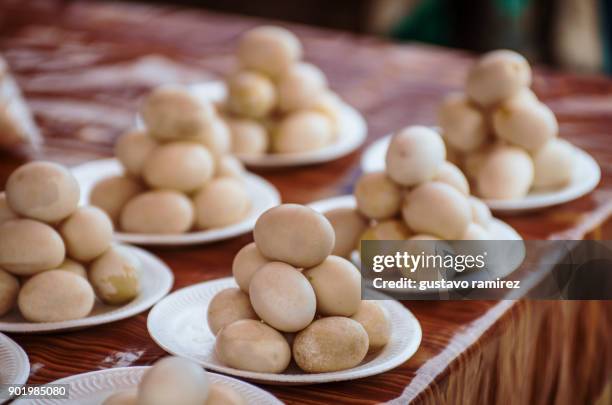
1 1 611 404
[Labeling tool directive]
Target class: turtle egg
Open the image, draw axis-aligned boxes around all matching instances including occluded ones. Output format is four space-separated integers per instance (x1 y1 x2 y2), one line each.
6 161 80 223
466 49 532 107
385 126 446 186
237 26 302 77
477 145 534 199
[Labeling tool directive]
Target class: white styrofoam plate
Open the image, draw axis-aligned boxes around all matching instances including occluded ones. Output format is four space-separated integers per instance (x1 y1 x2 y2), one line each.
309 195 525 294
147 277 422 385
72 158 280 246
12 366 282 405
360 134 601 214
0 332 29 387
0 246 173 333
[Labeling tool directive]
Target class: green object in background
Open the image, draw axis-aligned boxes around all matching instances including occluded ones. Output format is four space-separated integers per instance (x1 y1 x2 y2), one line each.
495 0 530 19
392 0 532 49
391 0 450 46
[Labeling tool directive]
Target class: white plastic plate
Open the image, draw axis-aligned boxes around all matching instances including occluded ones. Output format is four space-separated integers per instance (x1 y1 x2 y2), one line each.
0 332 29 386
0 246 173 333
147 277 422 385
72 158 280 246
360 134 601 214
12 366 283 405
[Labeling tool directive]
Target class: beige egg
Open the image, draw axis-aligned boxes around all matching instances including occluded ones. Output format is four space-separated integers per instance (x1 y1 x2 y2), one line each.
433 161 470 195
249 262 316 332
207 287 258 335
215 155 246 180
227 70 276 118
0 192 18 225
402 182 471 239
56 258 87 278
350 301 391 352
120 190 194 234
6 161 80 223
142 142 214 193
354 171 402 220
115 129 157 177
385 126 446 186
462 142 499 180
304 256 361 317
469 197 492 228
215 319 291 373
228 118 269 156
193 117 232 157
237 25 302 77
232 242 269 293
18 270 94 322
137 356 209 405
438 93 488 152
141 86 214 141
59 206 113 262
90 176 144 224
461 223 491 240
278 63 327 112
308 91 343 133
532 139 575 189
205 383 245 405
466 49 532 107
0 268 19 316
324 208 368 258
0 219 65 276
293 317 369 373
477 145 534 199
89 246 140 305
193 178 250 229
274 111 333 153
102 389 138 405
254 204 334 268
493 99 557 151
359 220 412 248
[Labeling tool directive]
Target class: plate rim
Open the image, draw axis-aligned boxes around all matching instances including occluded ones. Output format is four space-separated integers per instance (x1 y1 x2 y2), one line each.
71 158 281 246
360 134 601 212
0 246 174 333
146 277 422 385
12 366 283 405
0 332 30 386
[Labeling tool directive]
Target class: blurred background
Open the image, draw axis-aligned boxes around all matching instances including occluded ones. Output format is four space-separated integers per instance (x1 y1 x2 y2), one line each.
139 0 611 74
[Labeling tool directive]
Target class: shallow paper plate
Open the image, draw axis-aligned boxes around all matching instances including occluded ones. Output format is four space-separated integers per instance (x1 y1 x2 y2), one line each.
12 366 282 405
72 158 280 246
360 134 601 214
309 195 525 294
0 332 29 386
0 246 173 333
147 277 422 385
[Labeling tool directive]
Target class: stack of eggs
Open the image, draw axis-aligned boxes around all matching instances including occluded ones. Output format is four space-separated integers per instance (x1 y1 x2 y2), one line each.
223 26 344 156
0 162 141 322
208 204 391 374
103 356 245 405
438 49 575 199
325 125 495 261
90 86 252 234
